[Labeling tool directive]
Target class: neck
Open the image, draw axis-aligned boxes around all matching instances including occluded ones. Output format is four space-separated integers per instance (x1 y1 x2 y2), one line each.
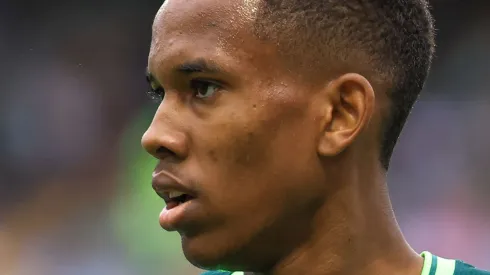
255 160 423 275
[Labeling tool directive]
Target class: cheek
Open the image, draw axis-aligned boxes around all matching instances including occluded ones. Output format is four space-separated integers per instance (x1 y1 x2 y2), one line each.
185 99 326 265
197 100 319 211
201 118 274 186
196 105 278 171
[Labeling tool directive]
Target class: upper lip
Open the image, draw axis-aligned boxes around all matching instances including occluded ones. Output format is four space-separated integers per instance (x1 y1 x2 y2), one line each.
152 170 196 203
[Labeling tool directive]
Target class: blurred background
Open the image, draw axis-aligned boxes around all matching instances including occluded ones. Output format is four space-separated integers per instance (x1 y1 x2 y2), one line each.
0 0 489 274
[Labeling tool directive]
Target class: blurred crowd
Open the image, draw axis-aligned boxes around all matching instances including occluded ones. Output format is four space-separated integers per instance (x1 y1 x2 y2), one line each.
0 0 489 274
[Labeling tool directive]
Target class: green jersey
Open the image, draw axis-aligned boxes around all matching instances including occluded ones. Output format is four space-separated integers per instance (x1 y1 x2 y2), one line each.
202 252 489 275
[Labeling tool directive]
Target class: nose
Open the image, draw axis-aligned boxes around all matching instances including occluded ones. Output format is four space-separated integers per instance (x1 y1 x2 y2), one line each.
141 102 188 161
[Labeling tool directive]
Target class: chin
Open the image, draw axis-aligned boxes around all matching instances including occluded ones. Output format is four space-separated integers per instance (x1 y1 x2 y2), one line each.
181 233 231 270
181 232 252 271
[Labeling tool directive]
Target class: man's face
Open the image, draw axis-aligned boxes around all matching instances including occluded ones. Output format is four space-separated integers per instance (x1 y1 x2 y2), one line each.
143 0 328 270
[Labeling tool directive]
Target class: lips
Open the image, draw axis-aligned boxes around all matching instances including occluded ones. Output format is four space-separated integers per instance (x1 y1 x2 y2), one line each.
152 170 198 231
164 192 195 210
152 170 196 198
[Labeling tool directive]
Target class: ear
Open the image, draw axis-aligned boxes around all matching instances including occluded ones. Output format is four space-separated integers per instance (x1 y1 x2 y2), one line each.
317 73 375 156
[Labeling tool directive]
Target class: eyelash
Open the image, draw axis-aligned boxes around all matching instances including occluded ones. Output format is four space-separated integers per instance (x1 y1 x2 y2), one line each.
190 79 222 99
146 79 222 102
146 86 165 102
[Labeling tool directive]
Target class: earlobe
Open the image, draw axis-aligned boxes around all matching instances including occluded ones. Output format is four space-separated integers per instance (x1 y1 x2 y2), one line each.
317 73 375 157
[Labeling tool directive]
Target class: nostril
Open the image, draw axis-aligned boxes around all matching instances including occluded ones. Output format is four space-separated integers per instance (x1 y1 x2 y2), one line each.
156 146 177 159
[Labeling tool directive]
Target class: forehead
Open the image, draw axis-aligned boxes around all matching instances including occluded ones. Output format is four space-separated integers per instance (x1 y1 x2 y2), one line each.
155 0 260 31
148 0 280 77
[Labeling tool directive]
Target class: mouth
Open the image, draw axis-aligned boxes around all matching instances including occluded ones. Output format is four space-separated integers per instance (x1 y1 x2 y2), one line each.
164 191 196 210
151 170 200 231
159 191 198 232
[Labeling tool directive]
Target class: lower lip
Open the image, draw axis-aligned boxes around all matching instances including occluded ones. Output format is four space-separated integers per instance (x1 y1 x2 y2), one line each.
159 199 196 231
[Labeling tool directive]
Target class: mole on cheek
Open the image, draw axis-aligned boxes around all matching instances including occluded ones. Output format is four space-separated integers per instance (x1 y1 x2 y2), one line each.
208 149 218 162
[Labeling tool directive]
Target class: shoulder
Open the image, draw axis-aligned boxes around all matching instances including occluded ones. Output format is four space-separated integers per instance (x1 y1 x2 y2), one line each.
421 252 489 275
455 261 490 275
200 271 235 275
201 271 245 275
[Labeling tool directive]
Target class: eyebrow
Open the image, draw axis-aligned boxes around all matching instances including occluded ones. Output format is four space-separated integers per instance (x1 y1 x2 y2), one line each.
175 58 223 74
146 59 225 86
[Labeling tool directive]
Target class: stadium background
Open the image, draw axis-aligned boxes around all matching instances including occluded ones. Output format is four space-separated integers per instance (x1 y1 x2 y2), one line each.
0 0 489 274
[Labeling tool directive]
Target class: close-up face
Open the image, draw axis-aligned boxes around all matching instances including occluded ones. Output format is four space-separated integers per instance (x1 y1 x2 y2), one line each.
142 0 331 271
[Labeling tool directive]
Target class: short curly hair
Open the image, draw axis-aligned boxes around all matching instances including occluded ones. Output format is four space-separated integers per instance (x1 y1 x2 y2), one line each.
254 0 436 170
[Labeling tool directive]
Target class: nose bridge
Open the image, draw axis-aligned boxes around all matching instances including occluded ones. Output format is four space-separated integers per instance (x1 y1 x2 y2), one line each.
141 97 188 159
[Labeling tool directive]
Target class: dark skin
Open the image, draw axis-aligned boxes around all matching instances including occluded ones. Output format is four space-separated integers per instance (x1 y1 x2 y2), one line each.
142 0 423 274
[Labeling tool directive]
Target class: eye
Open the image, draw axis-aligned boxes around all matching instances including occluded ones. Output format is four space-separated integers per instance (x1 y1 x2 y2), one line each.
191 80 221 99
